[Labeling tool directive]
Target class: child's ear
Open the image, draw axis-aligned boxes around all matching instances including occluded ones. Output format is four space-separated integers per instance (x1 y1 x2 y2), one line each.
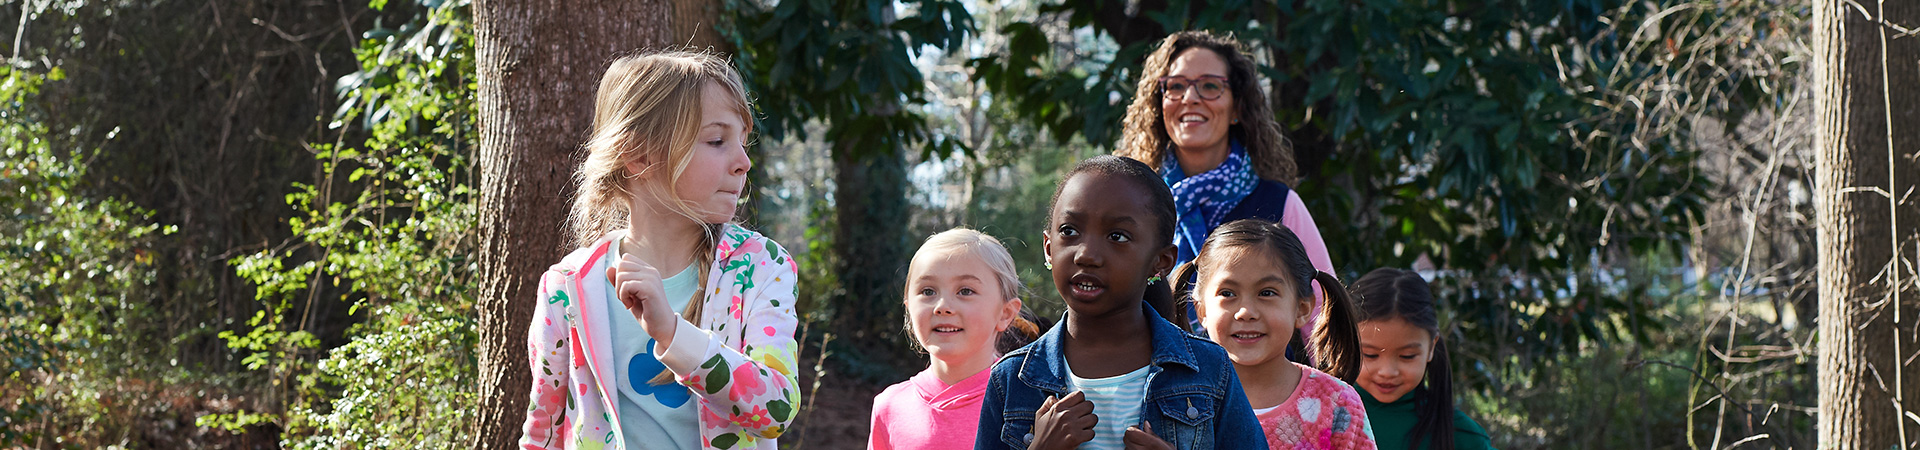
997 298 1023 332
1153 244 1177 278
624 159 648 179
623 150 654 179
1294 293 1314 330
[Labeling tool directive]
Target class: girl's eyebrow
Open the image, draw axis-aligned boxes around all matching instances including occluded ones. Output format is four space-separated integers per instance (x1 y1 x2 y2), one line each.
702 121 735 131
1213 274 1283 286
1058 210 1139 227
1362 343 1427 351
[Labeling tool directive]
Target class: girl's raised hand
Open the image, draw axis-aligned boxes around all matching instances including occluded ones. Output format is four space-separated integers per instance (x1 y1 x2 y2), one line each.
1122 421 1172 450
607 253 677 346
1029 391 1097 450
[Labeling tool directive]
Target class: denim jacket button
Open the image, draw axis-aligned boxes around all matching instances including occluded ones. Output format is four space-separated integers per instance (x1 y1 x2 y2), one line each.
1187 405 1199 419
1024 433 1034 444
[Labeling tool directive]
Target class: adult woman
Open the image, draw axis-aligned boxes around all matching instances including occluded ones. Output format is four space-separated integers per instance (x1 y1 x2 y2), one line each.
1117 30 1335 334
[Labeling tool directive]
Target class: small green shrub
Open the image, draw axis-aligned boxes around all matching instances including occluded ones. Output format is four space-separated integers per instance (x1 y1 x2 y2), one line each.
207 0 481 446
0 66 173 445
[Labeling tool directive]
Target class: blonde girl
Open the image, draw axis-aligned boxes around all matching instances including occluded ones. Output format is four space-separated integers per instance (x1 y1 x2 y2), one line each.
520 50 801 450
868 228 1040 450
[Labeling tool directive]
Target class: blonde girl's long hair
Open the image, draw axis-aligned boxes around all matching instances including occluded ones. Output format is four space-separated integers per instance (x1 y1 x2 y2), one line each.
566 49 753 386
1115 31 1297 186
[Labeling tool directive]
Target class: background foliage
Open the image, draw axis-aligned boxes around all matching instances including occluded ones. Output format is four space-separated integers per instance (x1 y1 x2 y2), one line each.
0 66 176 445
964 1 1809 446
207 0 481 446
970 0 1710 379
0 0 1814 448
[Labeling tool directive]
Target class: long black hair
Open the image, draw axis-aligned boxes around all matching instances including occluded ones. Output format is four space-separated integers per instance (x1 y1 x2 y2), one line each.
1350 268 1455 450
1170 219 1361 383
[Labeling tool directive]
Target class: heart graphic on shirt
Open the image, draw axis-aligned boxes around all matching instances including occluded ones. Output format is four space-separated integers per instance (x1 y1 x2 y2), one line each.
630 339 692 408
1296 397 1321 423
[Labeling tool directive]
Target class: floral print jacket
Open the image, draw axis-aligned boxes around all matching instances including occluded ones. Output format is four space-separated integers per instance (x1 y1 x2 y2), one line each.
520 224 802 450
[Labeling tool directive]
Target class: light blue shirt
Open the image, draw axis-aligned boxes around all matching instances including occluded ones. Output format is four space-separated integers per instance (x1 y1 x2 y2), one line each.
607 261 701 450
1068 365 1152 450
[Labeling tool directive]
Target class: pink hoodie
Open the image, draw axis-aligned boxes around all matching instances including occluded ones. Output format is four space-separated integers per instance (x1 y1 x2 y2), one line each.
867 367 993 450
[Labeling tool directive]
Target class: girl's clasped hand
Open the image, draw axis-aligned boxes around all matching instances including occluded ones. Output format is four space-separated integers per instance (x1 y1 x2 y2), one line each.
608 254 673 345
1030 392 1096 450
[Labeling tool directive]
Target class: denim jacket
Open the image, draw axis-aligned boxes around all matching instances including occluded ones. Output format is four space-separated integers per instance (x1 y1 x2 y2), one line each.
973 305 1269 450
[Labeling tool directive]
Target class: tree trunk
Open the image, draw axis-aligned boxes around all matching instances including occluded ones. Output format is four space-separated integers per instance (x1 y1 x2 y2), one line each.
824 4 915 365
470 1 672 447
832 142 912 355
670 0 724 49
1813 0 1920 448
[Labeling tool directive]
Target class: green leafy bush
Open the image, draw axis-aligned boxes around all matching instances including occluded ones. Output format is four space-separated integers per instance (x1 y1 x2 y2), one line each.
204 0 481 446
0 66 173 445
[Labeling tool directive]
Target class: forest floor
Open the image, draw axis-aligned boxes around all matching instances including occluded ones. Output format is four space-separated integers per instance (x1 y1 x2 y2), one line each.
784 366 889 449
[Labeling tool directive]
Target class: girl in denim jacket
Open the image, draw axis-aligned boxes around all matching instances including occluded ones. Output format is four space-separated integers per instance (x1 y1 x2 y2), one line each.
974 155 1268 450
520 51 801 450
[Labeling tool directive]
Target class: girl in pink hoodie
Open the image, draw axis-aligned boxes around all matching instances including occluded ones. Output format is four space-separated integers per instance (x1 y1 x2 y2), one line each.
868 228 1041 450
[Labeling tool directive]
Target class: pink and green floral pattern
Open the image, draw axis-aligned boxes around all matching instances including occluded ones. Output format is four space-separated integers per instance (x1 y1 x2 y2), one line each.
520 224 801 450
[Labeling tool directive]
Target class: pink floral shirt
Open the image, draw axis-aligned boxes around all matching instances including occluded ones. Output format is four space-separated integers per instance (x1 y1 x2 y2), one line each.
520 224 801 450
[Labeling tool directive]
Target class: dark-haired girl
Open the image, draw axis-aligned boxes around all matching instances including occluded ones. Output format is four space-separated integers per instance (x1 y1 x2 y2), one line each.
1349 269 1494 450
974 155 1265 450
1175 219 1373 449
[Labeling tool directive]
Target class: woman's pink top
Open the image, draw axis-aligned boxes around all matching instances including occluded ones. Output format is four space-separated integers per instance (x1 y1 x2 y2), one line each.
1280 190 1338 337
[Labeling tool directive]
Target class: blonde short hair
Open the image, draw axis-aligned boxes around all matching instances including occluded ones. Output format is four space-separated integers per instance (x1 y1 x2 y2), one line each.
906 228 1024 301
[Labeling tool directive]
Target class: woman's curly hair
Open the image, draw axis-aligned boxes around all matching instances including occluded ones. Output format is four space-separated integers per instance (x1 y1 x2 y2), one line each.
1116 30 1297 185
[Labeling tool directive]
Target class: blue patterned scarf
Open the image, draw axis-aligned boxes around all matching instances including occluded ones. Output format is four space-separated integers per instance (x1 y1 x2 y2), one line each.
1161 139 1258 269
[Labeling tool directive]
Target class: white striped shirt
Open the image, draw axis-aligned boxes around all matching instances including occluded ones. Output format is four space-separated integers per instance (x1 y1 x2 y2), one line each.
1067 365 1151 450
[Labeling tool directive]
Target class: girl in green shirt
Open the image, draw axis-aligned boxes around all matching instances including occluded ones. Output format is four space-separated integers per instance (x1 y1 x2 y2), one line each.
1349 268 1495 450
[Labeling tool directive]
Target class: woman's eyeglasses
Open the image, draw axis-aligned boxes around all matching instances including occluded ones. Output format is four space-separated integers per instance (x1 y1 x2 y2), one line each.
1159 75 1230 101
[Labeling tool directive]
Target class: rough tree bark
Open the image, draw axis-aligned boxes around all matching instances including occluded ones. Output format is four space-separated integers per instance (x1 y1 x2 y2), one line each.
1813 0 1920 448
671 0 725 49
469 1 677 447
